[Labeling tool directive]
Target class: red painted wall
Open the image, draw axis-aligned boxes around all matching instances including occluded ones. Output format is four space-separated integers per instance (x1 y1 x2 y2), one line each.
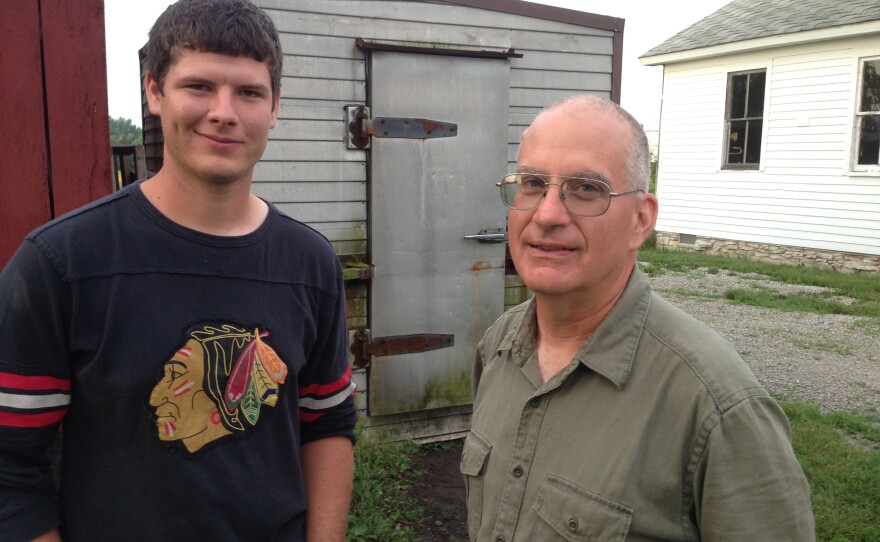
0 0 112 268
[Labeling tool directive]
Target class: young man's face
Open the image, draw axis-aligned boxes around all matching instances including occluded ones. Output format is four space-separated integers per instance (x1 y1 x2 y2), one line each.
146 50 279 186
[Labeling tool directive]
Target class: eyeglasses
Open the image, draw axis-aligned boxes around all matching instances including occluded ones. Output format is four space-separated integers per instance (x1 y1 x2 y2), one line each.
497 173 643 217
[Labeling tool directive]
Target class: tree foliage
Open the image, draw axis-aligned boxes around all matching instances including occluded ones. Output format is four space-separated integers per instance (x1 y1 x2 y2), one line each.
109 116 143 146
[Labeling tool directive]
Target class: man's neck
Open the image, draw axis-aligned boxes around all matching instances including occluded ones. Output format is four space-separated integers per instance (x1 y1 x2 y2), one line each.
140 170 268 236
533 266 633 382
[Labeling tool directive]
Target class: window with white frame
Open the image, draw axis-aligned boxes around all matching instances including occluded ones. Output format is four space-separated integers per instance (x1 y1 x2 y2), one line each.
855 57 880 172
723 69 766 170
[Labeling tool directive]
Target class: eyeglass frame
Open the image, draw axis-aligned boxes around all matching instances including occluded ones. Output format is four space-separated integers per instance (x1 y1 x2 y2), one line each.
496 172 644 217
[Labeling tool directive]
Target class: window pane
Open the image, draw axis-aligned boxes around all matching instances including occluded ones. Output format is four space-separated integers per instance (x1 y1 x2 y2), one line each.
729 74 747 119
860 60 880 113
857 115 880 165
728 121 746 164
746 120 763 164
747 71 766 118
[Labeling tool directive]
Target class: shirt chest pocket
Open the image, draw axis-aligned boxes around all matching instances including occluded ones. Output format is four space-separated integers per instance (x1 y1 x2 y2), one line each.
532 475 633 542
460 430 492 541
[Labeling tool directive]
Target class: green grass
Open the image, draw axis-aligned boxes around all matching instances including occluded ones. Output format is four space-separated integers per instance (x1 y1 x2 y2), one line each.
347 436 422 541
784 402 880 541
640 247 880 318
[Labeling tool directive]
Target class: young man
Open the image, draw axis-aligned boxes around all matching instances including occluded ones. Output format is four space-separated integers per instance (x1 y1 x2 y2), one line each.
461 96 815 541
0 1 356 540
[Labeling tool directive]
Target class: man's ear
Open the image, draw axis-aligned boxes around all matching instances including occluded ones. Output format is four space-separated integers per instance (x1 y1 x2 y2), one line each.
145 72 162 117
630 192 659 251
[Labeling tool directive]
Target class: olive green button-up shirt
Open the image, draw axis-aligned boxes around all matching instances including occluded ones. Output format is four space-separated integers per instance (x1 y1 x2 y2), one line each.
462 268 815 541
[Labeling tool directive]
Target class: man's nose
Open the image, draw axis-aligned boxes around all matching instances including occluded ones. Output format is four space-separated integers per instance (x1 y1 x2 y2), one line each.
208 90 238 125
531 183 571 225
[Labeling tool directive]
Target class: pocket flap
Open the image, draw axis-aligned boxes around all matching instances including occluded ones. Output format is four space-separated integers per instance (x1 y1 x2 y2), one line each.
459 430 491 477
533 475 633 542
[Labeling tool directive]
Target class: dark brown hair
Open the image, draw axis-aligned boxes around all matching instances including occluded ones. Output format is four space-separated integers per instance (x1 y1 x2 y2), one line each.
144 0 283 103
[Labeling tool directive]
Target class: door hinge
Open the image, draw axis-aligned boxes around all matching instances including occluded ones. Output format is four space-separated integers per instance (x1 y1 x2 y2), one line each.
350 329 454 368
344 104 458 149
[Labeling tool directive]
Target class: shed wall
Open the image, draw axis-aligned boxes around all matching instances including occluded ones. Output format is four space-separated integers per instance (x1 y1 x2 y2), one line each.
253 0 616 257
249 0 618 437
656 34 880 258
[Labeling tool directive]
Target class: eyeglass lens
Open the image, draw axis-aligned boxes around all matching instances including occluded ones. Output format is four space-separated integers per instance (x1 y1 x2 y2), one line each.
499 174 611 217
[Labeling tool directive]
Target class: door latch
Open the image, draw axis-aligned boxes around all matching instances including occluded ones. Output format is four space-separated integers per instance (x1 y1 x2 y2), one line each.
464 228 507 243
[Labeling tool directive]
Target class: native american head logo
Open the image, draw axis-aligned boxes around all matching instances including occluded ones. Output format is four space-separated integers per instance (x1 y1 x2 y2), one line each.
148 324 288 454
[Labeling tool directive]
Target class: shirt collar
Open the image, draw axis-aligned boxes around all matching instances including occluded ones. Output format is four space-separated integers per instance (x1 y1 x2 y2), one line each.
576 266 651 389
500 265 652 389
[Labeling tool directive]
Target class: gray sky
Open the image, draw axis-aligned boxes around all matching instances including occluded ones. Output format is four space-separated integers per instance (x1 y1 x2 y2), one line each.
104 0 731 130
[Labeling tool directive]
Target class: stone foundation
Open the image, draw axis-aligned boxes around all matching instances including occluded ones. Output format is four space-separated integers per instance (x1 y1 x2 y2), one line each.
655 232 880 274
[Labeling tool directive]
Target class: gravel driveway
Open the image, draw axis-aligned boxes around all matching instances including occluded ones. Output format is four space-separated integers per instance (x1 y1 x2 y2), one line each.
647 267 880 414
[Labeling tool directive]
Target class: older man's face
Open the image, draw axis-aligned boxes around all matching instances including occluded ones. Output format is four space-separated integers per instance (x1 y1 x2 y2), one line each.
507 108 655 301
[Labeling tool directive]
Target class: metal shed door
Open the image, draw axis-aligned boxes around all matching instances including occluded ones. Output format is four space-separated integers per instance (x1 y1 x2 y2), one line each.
368 51 509 416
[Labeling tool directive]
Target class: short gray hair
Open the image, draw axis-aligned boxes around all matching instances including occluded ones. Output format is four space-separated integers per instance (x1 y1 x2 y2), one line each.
532 95 650 192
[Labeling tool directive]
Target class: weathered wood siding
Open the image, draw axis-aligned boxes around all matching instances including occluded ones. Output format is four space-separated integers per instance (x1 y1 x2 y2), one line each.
253 0 616 258
1 0 112 268
656 34 880 257
248 0 618 440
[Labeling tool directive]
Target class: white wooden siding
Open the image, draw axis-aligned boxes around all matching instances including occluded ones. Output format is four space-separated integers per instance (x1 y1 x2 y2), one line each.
656 36 880 257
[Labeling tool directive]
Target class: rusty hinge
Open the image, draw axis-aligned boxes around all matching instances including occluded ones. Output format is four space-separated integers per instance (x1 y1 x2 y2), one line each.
350 329 454 368
344 104 458 149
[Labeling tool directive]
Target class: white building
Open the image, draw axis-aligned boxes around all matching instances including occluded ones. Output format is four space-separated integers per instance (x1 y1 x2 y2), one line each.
641 0 880 273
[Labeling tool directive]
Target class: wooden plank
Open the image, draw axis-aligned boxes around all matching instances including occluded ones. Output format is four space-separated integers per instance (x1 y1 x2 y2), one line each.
253 181 366 203
275 201 366 223
277 103 352 121
270 9 512 48
272 119 344 142
657 214 880 247
512 51 613 73
282 55 364 80
0 1 50 267
511 69 611 92
280 34 361 60
262 141 366 162
358 405 473 443
314 222 367 242
770 77 851 93
261 0 612 33
254 161 367 182
770 91 850 105
512 31 613 55
41 0 112 215
511 87 609 109
282 76 365 102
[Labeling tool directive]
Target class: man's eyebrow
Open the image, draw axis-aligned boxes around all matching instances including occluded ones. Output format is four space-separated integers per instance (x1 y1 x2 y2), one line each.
239 83 271 93
516 166 604 179
166 360 188 369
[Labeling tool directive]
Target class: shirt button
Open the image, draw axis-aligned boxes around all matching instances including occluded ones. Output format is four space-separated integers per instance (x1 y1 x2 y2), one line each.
495 537 505 542
568 518 579 532
528 398 541 408
512 466 523 478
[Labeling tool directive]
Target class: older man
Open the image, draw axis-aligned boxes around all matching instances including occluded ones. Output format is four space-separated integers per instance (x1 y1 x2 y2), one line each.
461 96 815 541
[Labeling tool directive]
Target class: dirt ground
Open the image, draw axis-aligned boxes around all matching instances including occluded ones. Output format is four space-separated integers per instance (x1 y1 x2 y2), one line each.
407 439 468 542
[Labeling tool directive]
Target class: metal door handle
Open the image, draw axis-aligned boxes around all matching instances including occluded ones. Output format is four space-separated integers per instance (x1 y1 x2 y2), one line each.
464 229 507 243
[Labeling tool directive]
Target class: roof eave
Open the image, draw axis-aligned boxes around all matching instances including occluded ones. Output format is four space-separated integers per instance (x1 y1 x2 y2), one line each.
640 19 880 66
416 0 625 32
